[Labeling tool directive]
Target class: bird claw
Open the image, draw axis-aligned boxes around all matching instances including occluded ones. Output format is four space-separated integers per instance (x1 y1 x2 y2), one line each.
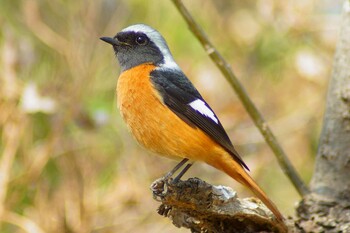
150 177 172 199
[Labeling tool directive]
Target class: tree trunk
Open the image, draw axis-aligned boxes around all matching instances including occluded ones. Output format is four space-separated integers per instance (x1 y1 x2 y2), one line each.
296 1 350 232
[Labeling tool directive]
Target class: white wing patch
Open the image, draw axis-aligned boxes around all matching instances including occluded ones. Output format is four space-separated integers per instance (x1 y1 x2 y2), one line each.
189 99 219 124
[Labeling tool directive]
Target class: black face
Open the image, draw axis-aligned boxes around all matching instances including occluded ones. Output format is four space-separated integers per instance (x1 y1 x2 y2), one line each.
112 31 164 71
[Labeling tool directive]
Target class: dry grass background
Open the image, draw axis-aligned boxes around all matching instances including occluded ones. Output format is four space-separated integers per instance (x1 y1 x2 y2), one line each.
0 0 342 232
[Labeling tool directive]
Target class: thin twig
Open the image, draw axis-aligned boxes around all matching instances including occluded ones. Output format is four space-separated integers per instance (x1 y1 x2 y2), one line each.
171 0 310 197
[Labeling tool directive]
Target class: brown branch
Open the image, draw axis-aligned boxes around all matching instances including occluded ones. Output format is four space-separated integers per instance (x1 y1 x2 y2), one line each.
151 178 294 232
170 0 309 197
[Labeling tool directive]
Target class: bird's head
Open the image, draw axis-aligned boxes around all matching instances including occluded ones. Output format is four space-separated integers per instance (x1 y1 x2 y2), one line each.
101 24 179 71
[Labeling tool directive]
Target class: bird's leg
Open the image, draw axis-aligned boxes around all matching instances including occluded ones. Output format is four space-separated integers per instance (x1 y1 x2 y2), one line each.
163 158 189 180
172 163 193 183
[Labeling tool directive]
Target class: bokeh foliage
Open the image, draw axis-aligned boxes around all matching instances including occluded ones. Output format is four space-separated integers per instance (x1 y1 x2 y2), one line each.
0 0 340 232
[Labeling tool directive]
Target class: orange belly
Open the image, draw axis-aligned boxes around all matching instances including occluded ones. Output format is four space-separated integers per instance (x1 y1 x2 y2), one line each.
116 64 223 163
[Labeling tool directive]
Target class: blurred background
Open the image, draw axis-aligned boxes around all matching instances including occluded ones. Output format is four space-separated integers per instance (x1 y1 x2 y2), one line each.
0 0 343 232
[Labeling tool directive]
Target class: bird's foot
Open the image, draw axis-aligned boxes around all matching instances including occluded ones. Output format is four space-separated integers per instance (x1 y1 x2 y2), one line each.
150 176 171 200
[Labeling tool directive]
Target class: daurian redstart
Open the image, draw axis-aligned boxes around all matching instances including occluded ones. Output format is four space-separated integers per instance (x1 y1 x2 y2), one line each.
101 24 284 222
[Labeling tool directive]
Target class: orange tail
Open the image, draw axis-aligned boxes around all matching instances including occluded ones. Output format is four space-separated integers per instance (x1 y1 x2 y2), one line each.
214 156 285 222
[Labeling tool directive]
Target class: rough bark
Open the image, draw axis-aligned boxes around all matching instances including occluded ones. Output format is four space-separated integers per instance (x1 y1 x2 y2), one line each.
151 178 292 233
296 1 350 232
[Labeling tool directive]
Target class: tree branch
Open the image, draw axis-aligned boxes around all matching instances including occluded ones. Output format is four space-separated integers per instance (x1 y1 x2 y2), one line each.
151 178 293 232
170 0 309 197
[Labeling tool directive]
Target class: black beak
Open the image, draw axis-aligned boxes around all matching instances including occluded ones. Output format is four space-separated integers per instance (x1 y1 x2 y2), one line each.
100 37 118 46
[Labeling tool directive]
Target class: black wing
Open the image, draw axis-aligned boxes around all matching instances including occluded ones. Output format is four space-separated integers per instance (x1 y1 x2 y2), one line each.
150 68 249 170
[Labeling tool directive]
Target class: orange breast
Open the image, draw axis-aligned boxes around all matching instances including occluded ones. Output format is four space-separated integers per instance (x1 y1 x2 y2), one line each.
116 64 223 163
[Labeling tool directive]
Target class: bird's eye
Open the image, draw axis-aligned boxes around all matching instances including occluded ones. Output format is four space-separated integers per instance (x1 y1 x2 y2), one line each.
135 35 148 45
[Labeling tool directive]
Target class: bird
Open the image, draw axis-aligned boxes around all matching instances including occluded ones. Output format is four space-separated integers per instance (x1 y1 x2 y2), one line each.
100 24 284 222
